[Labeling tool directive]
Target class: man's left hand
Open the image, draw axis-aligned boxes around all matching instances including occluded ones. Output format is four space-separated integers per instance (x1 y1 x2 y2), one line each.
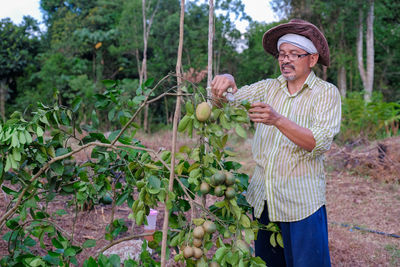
248 102 282 126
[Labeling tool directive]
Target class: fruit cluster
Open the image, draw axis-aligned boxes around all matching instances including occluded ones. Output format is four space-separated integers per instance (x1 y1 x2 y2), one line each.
200 171 237 200
182 220 220 266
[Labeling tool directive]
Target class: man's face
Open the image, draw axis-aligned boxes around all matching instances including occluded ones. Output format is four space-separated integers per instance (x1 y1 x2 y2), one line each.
278 43 318 82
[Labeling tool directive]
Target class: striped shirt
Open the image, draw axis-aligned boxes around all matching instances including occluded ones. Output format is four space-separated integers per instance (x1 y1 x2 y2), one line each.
234 71 341 222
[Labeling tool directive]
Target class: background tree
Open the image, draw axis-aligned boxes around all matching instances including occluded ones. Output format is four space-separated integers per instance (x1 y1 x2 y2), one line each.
0 17 41 120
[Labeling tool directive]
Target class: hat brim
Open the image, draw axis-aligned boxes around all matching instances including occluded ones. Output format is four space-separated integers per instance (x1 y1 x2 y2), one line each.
263 19 330 67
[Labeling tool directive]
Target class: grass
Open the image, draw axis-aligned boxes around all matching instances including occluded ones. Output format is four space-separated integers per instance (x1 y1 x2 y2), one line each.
385 244 400 266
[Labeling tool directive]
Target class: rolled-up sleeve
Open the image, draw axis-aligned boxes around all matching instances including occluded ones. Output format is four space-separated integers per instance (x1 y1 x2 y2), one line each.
309 85 342 157
234 79 275 104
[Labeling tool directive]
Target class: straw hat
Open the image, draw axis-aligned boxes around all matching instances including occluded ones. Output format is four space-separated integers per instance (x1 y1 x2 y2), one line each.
262 19 330 66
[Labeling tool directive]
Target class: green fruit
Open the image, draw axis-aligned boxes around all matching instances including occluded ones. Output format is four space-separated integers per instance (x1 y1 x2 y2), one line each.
193 247 203 259
195 102 212 122
202 220 217 234
193 226 205 239
100 193 113 204
223 230 232 239
225 187 236 199
183 246 194 258
214 185 224 197
200 182 210 194
213 172 226 185
225 172 236 186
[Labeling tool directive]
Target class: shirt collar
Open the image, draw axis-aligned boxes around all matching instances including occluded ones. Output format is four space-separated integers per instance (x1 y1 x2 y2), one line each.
277 71 317 97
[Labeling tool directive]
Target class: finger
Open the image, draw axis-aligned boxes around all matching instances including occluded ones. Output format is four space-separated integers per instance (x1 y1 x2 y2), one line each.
248 113 266 120
248 107 268 114
251 102 268 108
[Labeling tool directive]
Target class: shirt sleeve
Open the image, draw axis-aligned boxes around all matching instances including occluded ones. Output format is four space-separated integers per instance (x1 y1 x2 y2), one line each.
309 85 342 157
233 79 271 104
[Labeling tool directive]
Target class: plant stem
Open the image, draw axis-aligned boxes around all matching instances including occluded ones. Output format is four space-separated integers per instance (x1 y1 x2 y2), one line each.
160 1 185 266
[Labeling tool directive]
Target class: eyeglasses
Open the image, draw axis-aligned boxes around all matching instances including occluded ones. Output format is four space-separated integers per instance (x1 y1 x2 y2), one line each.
277 53 310 61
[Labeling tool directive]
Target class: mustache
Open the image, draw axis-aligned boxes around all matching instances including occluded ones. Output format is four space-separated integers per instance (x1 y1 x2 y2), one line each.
281 63 295 69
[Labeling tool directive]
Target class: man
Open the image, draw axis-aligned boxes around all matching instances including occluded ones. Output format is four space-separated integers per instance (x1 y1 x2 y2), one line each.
211 19 341 267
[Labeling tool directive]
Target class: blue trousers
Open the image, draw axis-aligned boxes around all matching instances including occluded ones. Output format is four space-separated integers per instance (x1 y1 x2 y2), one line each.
254 204 331 267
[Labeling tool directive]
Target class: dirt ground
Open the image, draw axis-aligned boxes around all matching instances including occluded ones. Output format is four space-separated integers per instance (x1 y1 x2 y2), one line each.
1 131 399 266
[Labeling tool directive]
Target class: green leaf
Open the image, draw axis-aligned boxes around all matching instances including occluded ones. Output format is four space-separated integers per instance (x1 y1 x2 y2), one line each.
2 186 18 196
244 228 254 244
108 254 121 267
144 78 155 88
55 209 68 216
235 124 247 138
51 238 64 249
50 162 64 176
215 247 228 262
55 148 69 156
18 131 26 144
71 97 83 113
240 214 251 228
193 218 205 226
4 156 11 172
185 102 194 114
26 257 45 267
124 259 138 267
147 175 161 194
89 132 110 144
11 132 19 147
277 233 284 247
269 232 277 247
12 148 21 161
83 257 98 267
64 247 76 257
36 126 44 137
24 130 32 144
102 79 116 88
82 239 96 248
116 192 129 206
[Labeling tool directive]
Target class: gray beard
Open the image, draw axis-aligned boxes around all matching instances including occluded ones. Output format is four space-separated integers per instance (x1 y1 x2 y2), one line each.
283 75 296 81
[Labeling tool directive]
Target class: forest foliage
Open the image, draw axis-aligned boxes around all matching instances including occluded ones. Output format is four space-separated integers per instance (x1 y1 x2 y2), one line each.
1 0 400 140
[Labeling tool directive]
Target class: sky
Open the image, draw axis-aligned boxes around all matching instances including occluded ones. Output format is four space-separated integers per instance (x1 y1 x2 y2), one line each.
0 0 278 33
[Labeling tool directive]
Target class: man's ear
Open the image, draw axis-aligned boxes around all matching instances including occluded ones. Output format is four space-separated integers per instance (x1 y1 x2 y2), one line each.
309 54 319 68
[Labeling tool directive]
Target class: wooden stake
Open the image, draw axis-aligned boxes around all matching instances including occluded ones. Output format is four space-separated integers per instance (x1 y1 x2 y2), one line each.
160 0 185 266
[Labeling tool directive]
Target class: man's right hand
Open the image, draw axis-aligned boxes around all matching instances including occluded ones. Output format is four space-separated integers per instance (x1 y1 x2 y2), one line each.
211 74 238 99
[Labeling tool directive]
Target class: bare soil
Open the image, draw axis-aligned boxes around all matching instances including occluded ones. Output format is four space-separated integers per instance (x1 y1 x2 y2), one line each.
1 131 399 266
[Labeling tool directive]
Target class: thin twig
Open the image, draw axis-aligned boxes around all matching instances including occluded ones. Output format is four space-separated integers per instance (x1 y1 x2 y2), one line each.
96 233 150 257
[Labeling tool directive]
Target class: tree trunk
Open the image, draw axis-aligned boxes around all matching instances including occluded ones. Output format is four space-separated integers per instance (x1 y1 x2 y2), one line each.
0 81 6 121
357 1 375 102
338 66 347 97
365 0 374 102
207 0 214 91
357 10 367 91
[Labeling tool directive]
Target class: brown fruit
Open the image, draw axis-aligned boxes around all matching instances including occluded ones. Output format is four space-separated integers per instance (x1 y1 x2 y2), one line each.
195 102 211 122
183 246 194 258
193 226 205 239
210 262 220 267
202 220 217 234
193 247 203 259
225 187 236 199
192 238 202 247
225 172 236 186
200 182 210 194
214 185 224 197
